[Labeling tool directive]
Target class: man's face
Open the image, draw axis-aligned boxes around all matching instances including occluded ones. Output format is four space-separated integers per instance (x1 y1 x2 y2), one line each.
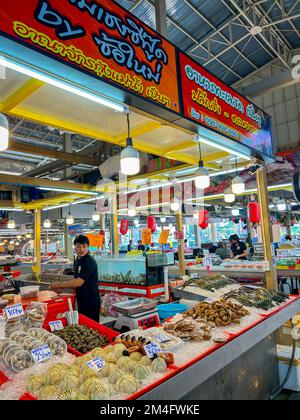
75 243 89 258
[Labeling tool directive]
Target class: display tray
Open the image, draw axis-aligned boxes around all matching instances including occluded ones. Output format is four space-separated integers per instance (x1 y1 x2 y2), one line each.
172 285 207 302
0 371 9 386
44 314 118 356
112 298 157 315
19 392 37 400
258 295 300 318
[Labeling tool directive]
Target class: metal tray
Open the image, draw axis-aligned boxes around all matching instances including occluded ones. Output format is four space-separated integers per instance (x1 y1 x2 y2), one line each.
173 285 207 302
112 298 157 315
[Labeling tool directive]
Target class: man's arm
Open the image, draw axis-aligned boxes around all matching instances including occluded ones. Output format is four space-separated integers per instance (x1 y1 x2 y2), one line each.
50 278 84 290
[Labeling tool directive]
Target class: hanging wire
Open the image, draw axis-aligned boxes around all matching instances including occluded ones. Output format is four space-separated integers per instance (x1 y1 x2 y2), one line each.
127 113 130 138
198 141 202 162
235 157 238 176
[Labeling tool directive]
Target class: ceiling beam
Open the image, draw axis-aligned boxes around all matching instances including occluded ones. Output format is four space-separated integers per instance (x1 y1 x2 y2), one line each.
8 140 99 166
22 193 89 210
0 174 97 193
0 79 45 112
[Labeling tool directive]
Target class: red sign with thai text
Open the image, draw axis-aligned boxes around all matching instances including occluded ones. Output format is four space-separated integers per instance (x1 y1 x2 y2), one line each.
179 53 274 158
0 0 180 113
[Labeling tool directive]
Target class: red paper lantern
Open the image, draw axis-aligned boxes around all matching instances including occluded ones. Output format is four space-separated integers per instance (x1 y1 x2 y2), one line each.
147 216 156 233
248 202 260 224
120 219 129 235
198 210 209 230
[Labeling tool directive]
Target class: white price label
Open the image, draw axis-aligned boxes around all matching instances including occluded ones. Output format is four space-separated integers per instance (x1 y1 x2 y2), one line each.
49 320 64 332
87 357 105 372
190 273 198 279
31 345 52 364
4 303 24 320
155 334 171 343
144 342 162 358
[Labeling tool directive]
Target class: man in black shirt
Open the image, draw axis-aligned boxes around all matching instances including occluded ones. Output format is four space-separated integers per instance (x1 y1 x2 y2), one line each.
50 235 101 322
229 234 248 260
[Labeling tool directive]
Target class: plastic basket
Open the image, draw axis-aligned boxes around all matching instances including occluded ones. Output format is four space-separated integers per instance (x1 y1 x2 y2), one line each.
157 303 187 321
0 371 9 386
19 393 37 400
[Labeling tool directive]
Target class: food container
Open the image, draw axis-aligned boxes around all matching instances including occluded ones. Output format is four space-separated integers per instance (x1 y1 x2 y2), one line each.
0 299 8 310
112 298 157 315
1 294 16 303
10 349 33 372
10 331 28 343
5 318 22 336
3 343 21 365
28 328 50 341
25 340 44 353
46 336 67 357
19 286 40 300
0 338 13 355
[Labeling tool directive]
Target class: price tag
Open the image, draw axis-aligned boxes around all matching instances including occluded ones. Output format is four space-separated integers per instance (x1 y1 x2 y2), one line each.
155 334 171 343
190 273 198 279
31 345 52 364
144 342 162 358
87 357 105 372
4 303 24 320
48 320 64 332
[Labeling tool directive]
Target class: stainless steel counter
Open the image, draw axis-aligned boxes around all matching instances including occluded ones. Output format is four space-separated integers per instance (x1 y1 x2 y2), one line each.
139 299 300 400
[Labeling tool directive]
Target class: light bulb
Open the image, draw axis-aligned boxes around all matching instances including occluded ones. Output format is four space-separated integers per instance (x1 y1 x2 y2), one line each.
232 207 240 216
134 218 139 225
277 200 287 211
43 218 51 229
7 219 15 229
160 217 166 223
117 222 121 228
92 211 100 222
0 114 9 152
46 239 50 243
66 213 74 225
169 223 173 229
171 198 180 212
26 234 31 239
120 138 140 176
9 240 14 245
128 208 136 217
195 164 210 189
232 176 245 195
193 211 199 219
17 235 22 240
224 187 235 203
15 241 20 246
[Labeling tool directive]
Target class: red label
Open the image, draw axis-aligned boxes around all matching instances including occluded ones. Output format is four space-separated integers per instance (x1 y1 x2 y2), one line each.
0 0 180 112
179 53 274 158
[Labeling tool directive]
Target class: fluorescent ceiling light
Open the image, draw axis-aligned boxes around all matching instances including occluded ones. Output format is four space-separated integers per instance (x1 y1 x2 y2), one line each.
0 57 127 113
38 187 98 195
0 171 23 176
196 137 250 161
43 204 70 211
71 196 104 205
0 208 23 212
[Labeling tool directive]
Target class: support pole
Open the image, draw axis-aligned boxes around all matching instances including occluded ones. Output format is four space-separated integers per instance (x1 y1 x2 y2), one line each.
155 0 167 37
176 212 186 277
211 222 218 243
33 209 41 280
194 224 200 247
256 167 278 290
111 194 119 257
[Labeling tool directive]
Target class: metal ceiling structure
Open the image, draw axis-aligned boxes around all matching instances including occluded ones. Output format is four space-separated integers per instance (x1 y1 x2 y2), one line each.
116 0 300 85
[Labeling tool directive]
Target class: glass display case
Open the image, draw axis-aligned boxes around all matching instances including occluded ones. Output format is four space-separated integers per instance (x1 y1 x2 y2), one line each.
95 256 147 286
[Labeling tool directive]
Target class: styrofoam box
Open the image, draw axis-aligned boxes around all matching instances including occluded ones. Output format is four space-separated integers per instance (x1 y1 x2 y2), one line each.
277 345 300 392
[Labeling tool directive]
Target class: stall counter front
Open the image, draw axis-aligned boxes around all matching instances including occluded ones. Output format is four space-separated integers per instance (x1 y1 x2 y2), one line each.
139 297 300 400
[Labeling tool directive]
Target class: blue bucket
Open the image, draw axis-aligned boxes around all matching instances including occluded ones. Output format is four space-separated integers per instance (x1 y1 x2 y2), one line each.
157 303 187 321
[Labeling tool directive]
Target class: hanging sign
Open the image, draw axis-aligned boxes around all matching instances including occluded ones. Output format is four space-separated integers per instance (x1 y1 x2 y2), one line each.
158 229 170 245
179 53 274 159
142 228 152 245
86 233 104 248
0 0 179 113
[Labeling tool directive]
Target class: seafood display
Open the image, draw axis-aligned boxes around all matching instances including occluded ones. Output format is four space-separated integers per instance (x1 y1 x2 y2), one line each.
183 300 250 327
164 318 213 341
117 328 182 352
222 287 289 311
183 274 239 292
96 256 147 286
53 325 109 353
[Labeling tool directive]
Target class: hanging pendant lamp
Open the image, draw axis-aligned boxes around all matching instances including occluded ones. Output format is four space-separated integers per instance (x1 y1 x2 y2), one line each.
120 113 140 176
232 158 245 194
195 141 210 189
66 205 74 225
